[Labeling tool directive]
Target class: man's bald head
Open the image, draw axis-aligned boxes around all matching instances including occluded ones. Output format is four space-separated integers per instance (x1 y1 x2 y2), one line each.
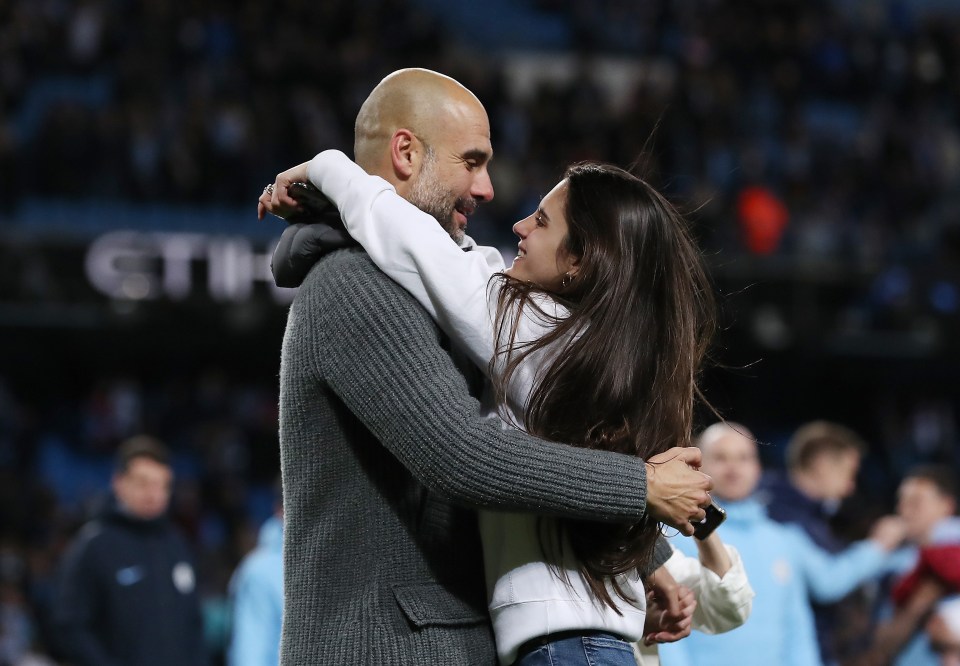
354 68 486 174
350 67 494 242
697 422 754 454
697 422 761 502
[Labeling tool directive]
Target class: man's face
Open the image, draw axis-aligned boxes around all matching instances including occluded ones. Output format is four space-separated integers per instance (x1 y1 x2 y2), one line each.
407 100 493 244
113 457 173 521
897 477 956 544
700 431 762 502
807 449 861 501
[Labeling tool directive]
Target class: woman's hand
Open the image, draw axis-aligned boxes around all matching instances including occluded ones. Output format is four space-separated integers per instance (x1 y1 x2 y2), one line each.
258 162 311 221
643 566 696 645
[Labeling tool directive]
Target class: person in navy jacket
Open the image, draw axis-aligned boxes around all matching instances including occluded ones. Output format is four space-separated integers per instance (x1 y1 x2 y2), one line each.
53 436 206 666
758 421 875 663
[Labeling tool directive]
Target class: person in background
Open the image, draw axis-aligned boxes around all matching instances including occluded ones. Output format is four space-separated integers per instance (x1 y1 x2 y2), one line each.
52 436 206 666
659 422 905 666
228 480 283 666
758 420 873 664
865 466 960 666
760 421 866 552
927 596 960 665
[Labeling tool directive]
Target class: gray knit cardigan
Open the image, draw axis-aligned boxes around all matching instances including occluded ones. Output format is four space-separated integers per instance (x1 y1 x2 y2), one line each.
278 249 667 665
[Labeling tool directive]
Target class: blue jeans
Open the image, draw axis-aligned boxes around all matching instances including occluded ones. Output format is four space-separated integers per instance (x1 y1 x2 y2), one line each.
514 632 638 666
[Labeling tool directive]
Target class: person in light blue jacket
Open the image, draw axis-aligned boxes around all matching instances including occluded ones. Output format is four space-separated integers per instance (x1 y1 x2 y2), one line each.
660 423 906 666
228 512 283 666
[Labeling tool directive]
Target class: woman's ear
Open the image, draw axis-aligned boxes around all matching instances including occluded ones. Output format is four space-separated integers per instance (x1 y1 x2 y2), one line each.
389 129 419 182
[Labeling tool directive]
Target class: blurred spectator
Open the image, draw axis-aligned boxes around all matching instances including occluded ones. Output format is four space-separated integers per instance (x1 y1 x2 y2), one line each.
0 368 282 664
3 0 959 276
2 0 960 361
869 465 960 666
0 548 56 666
52 436 206 666
761 421 866 548
661 422 905 666
736 186 790 255
227 481 283 666
758 420 869 663
927 597 960 666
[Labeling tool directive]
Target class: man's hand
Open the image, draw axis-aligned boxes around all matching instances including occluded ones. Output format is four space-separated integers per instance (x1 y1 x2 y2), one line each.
645 447 713 536
258 162 311 221
643 566 696 645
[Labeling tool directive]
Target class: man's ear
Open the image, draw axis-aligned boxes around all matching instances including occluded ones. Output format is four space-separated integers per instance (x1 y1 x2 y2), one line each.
389 129 421 182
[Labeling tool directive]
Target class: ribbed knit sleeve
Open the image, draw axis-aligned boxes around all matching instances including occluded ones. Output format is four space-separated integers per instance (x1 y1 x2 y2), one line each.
301 249 649 522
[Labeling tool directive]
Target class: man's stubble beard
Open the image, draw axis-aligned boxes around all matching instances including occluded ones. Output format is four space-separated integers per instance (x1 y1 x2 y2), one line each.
407 152 466 244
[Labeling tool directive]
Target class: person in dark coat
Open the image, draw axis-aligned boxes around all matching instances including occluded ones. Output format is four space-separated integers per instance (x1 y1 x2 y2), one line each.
759 421 903 664
53 436 206 666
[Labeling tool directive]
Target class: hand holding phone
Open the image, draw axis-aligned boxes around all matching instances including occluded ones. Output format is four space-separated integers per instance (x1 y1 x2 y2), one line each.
692 499 726 540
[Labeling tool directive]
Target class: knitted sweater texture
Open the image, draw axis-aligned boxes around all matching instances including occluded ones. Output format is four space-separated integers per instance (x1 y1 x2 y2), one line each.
278 249 654 665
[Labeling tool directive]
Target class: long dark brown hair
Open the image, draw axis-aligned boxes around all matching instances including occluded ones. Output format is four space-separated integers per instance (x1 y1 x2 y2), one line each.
492 162 715 611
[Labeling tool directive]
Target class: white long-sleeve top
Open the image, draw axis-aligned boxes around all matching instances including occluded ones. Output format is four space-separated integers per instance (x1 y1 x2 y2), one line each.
661 544 753 635
636 544 754 665
306 149 753 664
306 151 560 423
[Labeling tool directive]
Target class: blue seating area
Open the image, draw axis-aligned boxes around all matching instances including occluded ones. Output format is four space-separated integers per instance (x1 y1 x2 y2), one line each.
410 0 570 50
8 199 266 240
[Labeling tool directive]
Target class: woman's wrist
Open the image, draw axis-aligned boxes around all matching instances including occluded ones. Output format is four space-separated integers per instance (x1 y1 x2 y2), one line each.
695 532 732 578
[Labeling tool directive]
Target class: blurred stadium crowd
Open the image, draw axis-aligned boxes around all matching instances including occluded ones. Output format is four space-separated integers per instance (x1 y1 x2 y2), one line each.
5 0 960 257
2 0 959 340
0 372 280 664
1 0 959 664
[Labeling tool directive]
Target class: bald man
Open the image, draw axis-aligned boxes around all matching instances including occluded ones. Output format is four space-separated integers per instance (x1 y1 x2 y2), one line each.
660 423 904 666
260 69 712 665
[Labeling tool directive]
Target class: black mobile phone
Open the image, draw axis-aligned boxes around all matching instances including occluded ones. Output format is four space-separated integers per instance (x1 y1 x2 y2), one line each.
692 499 727 540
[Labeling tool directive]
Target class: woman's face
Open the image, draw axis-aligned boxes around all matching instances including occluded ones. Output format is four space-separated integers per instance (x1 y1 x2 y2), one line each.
504 180 579 291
